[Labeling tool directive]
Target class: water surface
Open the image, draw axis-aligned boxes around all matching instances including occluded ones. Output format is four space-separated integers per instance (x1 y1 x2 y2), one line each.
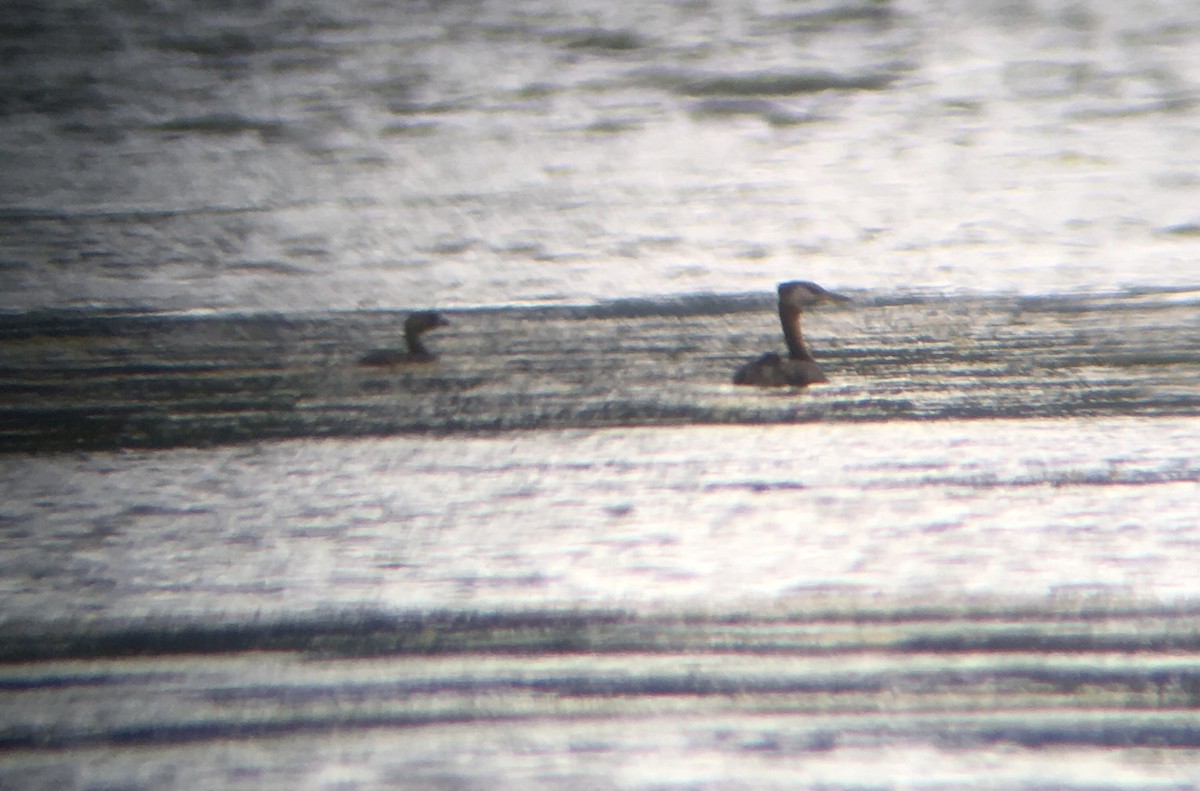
3 0 1200 787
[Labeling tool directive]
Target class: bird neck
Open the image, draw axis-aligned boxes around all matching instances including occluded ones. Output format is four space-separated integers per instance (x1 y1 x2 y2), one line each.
405 328 430 357
779 304 813 361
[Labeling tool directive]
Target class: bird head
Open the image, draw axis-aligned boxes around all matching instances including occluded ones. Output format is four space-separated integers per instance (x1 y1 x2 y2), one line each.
777 281 851 310
405 311 450 334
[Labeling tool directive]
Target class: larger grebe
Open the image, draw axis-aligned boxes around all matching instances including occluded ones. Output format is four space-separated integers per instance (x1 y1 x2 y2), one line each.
358 311 449 366
733 281 849 387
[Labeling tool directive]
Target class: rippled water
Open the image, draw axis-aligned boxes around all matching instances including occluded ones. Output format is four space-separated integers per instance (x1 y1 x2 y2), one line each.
3 292 1200 788
2 288 1198 450
3 0 1200 311
4 416 1200 621
4 0 1200 787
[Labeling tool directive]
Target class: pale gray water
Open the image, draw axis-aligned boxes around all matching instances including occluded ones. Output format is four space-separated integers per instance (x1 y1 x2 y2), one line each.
2 417 1200 622
4 0 1200 787
2 0 1200 312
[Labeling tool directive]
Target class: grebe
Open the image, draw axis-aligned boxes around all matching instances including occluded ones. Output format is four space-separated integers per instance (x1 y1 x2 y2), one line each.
358 311 449 366
733 281 849 387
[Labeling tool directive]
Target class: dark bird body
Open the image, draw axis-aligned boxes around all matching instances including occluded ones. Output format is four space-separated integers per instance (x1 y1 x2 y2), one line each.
358 311 449 366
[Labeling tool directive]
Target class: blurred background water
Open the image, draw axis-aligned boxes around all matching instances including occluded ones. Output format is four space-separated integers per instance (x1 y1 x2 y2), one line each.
3 0 1200 312
3 0 1200 788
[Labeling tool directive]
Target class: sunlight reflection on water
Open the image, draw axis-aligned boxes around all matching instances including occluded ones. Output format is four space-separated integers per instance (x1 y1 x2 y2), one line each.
2 417 1197 622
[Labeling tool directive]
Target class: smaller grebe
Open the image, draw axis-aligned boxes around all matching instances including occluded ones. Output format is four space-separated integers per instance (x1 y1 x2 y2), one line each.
733 280 849 387
359 311 449 366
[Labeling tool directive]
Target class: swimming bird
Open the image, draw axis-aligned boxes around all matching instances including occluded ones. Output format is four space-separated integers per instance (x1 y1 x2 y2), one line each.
733 281 849 387
358 311 450 366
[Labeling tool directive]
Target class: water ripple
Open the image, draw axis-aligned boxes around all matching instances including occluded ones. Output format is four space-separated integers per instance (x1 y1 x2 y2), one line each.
0 289 1197 451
